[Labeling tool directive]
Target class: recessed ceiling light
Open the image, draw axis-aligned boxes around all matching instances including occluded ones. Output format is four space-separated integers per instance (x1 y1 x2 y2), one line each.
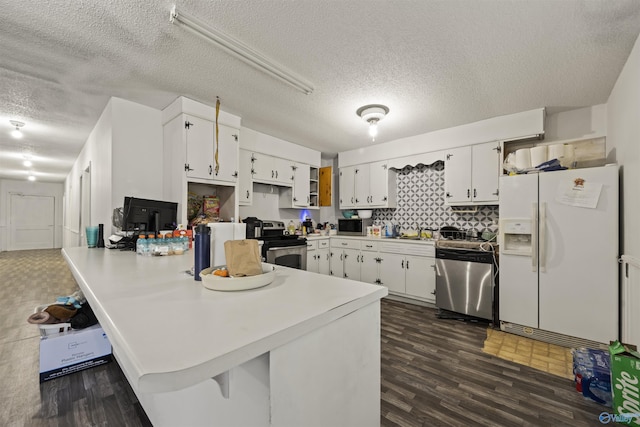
10 120 25 139
28 175 36 181
23 160 32 167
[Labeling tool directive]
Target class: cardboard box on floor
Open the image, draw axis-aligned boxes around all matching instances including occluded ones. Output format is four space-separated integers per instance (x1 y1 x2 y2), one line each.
39 324 112 382
609 341 640 427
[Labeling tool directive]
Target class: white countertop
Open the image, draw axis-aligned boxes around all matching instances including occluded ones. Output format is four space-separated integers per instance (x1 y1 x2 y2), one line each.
327 235 437 245
62 247 387 393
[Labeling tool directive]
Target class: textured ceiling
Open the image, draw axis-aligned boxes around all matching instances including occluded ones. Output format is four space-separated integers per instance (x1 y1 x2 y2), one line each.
1 0 640 182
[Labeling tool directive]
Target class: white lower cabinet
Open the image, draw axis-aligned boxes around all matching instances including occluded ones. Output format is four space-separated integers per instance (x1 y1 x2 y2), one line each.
307 239 330 275
359 241 380 285
379 242 436 303
330 239 360 280
327 238 436 304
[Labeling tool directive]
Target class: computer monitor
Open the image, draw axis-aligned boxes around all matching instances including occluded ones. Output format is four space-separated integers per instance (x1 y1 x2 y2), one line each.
122 197 178 236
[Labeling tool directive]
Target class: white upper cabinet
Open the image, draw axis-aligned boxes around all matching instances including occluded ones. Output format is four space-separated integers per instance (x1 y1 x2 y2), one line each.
181 114 239 183
339 166 356 208
353 164 371 206
444 141 500 205
369 161 396 207
238 149 253 205
292 163 310 207
252 152 293 186
339 162 396 209
184 115 215 180
471 142 501 203
212 124 239 183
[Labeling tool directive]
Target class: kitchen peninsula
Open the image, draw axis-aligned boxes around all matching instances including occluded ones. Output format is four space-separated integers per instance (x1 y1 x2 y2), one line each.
62 247 387 427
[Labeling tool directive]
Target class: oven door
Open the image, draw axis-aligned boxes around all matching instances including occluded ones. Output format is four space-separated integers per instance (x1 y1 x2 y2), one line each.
266 245 308 270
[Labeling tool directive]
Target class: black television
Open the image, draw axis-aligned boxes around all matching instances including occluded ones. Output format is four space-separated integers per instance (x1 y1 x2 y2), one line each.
122 197 178 236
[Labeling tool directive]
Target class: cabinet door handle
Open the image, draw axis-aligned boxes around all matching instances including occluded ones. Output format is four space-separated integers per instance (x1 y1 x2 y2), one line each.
401 260 404 269
209 165 213 175
467 189 470 198
232 171 238 178
406 260 409 269
272 170 274 178
473 188 477 198
276 171 278 179
185 121 193 129
184 163 193 171
232 134 238 142
431 290 436 295
492 189 499 196
351 197 354 203
445 192 452 198
246 190 250 199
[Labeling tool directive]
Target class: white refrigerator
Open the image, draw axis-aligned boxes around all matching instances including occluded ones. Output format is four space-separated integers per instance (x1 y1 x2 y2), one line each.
499 165 618 344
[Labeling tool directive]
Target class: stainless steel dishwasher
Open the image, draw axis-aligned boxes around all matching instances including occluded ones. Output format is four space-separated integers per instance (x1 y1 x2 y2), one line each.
435 247 495 320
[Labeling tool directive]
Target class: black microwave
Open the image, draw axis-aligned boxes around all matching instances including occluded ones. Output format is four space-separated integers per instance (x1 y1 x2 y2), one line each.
337 218 373 236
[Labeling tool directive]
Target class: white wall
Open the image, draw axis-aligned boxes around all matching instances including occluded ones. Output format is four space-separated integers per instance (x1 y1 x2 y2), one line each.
64 100 113 248
544 104 607 146
339 108 545 167
111 97 163 213
607 32 640 259
0 179 64 251
63 97 163 247
238 183 320 226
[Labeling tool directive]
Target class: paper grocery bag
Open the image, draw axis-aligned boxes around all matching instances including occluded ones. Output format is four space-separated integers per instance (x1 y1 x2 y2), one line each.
224 239 263 277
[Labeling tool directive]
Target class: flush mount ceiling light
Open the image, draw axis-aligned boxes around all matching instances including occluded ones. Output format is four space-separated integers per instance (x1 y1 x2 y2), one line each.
356 104 389 141
169 5 314 95
10 120 25 139
28 175 36 181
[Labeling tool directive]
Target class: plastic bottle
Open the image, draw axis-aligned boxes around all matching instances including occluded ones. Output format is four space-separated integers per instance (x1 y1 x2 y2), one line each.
288 220 295 235
147 234 157 256
194 224 211 281
136 234 147 255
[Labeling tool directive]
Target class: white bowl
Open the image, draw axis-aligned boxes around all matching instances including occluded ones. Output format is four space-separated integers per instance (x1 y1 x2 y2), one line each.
357 210 373 219
200 263 276 291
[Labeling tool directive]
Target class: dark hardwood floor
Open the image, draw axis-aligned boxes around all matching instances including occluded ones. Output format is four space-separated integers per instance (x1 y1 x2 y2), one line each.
2 249 606 426
380 299 605 426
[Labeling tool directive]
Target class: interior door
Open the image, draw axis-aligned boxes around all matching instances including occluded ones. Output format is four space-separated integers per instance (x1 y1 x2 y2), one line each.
9 194 55 250
498 174 538 328
538 166 618 342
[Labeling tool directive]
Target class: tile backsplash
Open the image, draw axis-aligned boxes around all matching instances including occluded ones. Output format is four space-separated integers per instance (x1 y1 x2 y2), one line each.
373 162 499 233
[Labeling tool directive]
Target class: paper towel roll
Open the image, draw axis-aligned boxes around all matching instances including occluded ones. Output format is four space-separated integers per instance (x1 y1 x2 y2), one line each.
547 144 564 161
515 148 531 170
530 146 547 167
208 223 247 267
562 144 576 167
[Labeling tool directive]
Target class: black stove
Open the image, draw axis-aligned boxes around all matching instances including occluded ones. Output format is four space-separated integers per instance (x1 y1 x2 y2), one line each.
246 220 307 269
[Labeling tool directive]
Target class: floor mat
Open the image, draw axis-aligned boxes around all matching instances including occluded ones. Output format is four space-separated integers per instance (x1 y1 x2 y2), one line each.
483 328 573 380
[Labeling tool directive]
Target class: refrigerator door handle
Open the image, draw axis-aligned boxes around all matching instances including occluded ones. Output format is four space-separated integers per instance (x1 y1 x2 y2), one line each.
532 202 538 272
539 202 547 272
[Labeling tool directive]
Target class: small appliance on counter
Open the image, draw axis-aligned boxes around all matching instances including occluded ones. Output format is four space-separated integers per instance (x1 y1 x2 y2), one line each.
243 217 263 238
337 218 373 236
